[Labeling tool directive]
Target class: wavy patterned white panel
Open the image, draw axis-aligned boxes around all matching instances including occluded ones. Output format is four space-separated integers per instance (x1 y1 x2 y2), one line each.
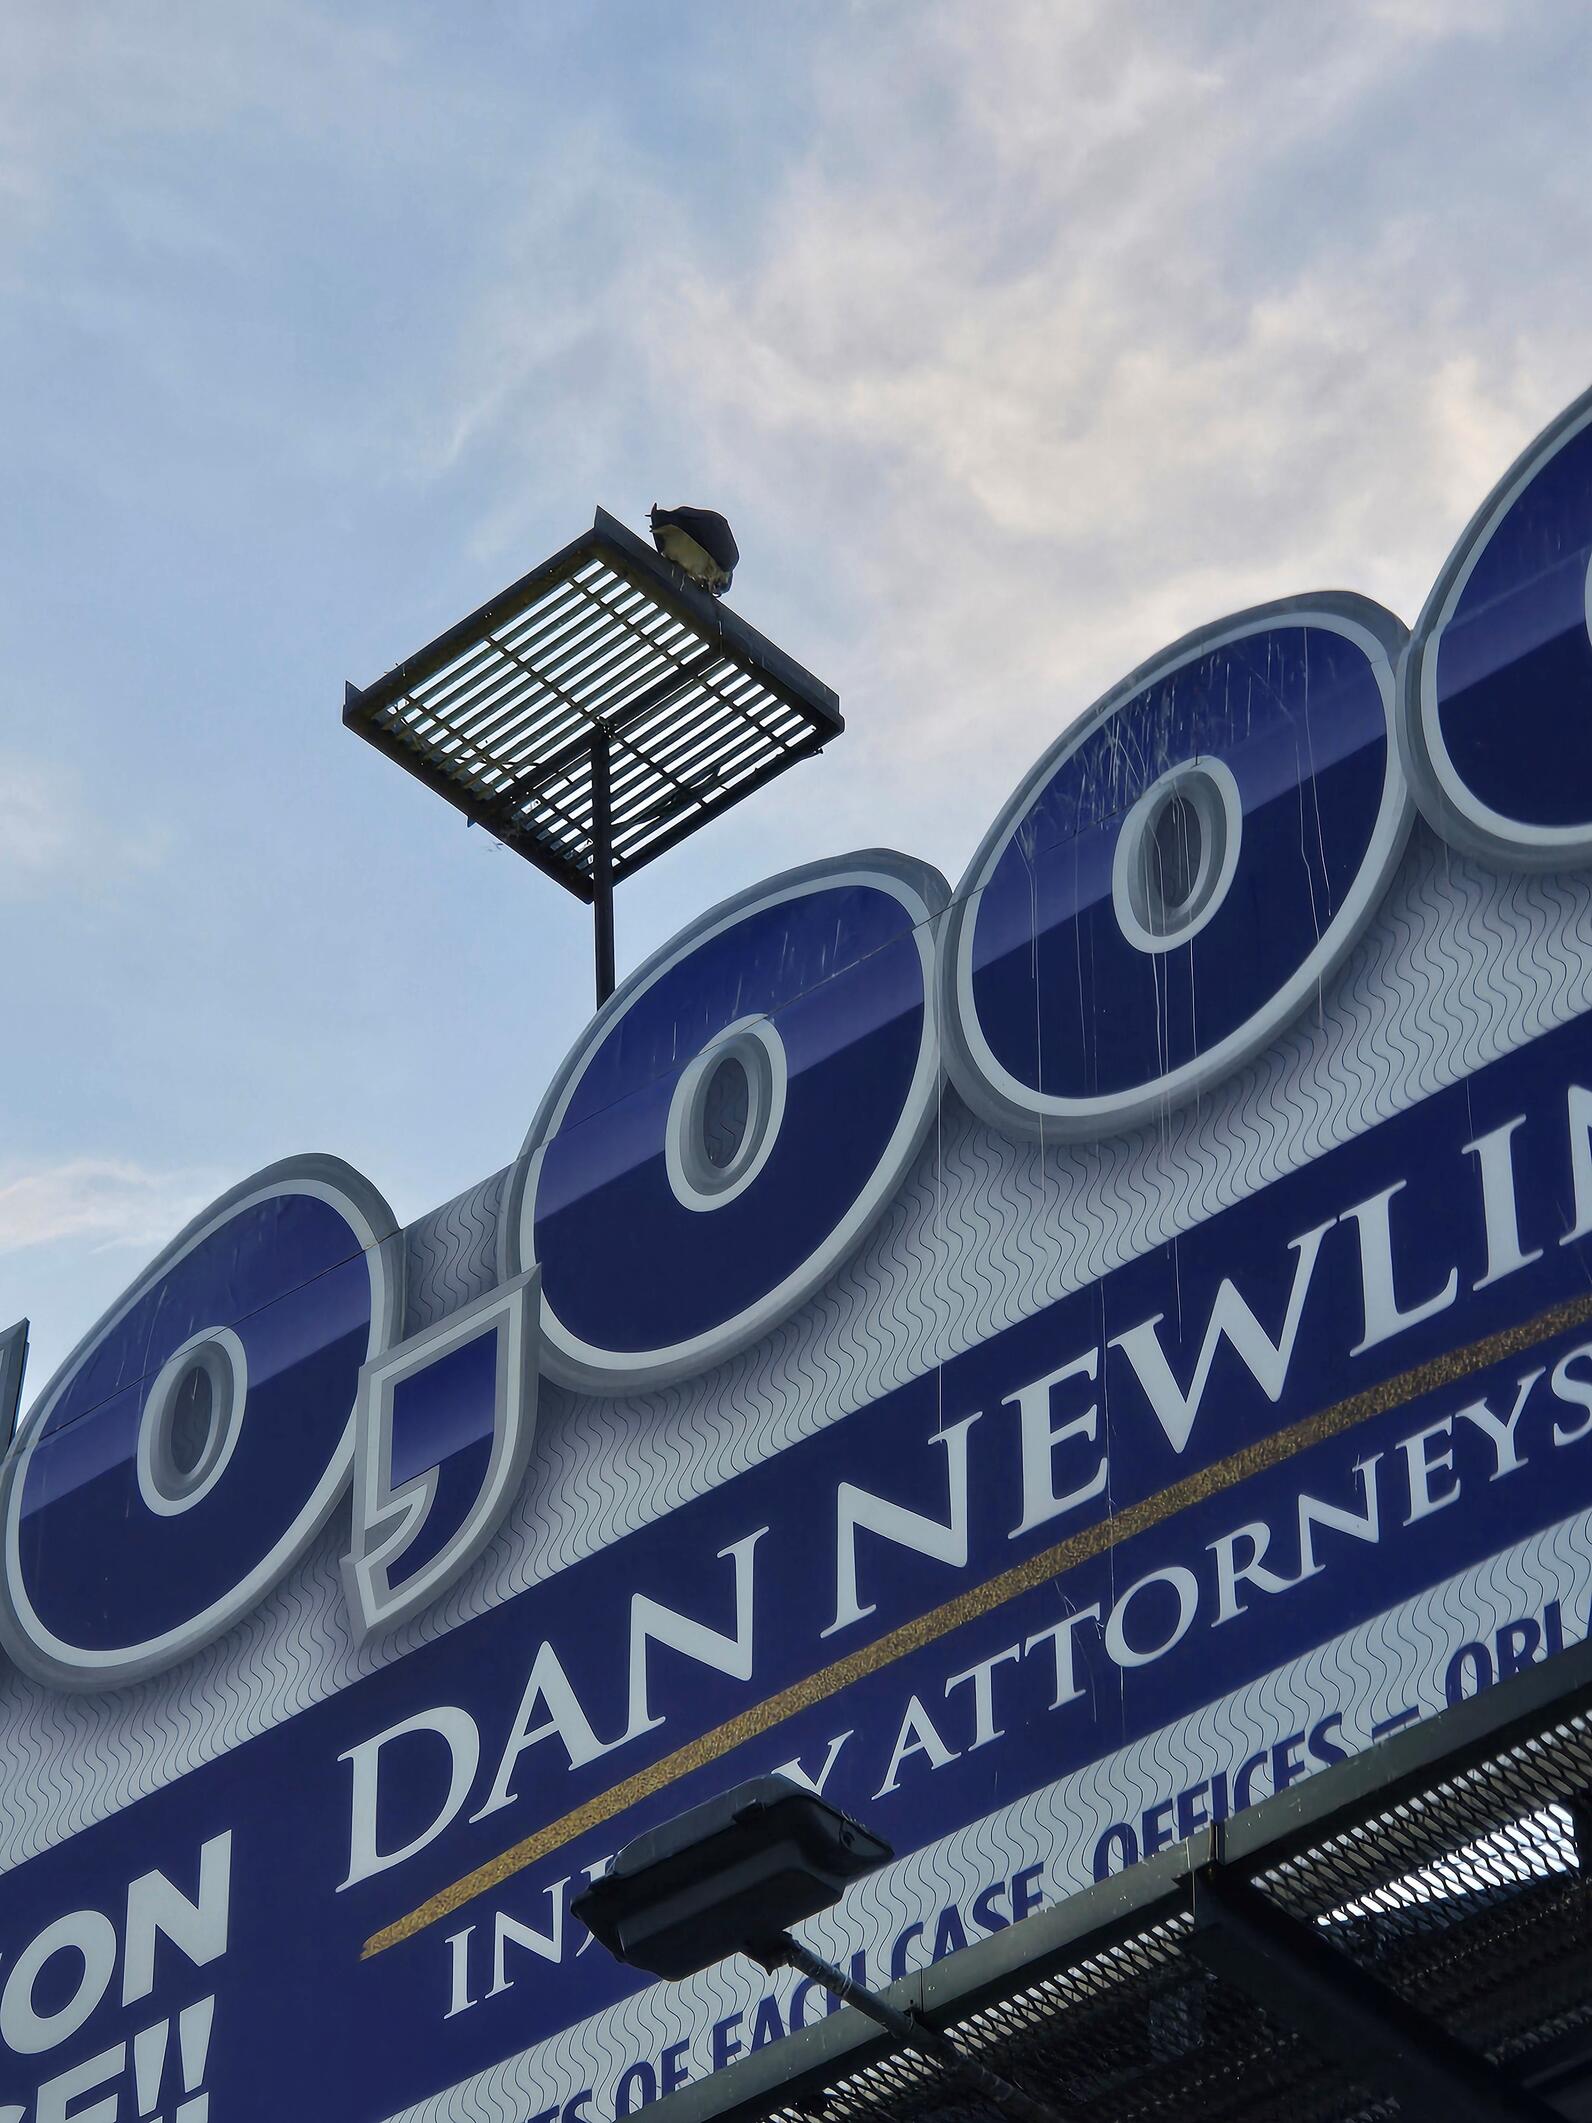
383 1509 1592 2123
4 826 1592 1872
403 1169 508 1336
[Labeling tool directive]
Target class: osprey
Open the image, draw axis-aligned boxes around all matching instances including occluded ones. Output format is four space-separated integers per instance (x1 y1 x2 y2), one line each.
649 505 739 596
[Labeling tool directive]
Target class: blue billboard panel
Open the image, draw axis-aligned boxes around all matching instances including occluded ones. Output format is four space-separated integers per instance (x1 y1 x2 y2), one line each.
6 387 1592 2123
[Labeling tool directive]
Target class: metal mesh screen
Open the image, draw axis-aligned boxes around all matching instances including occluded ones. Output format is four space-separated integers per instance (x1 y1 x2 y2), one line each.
1255 1712 1592 2082
764 1917 1392 2123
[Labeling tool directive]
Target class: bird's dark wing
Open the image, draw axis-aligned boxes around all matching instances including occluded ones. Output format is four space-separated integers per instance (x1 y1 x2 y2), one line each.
652 507 739 573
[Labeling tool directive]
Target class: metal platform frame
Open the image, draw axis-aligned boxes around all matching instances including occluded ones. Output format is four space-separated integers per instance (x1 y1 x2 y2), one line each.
344 511 843 1003
656 1639 1592 2123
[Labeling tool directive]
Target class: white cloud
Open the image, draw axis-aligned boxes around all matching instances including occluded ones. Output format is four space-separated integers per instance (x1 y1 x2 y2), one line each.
0 0 406 242
0 757 74 892
441 0 1592 872
0 754 166 900
0 1159 221 1258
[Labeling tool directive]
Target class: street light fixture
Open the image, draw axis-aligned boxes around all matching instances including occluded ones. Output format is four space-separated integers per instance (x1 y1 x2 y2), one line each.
572 1777 1066 2123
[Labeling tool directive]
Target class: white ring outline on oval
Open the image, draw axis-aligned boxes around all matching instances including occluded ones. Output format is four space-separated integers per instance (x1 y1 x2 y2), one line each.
0 1156 399 1691
942 598 1411 1141
136 1327 249 1518
506 852 947 1393
1411 386 1592 864
1110 758 1242 957
665 1016 788 1213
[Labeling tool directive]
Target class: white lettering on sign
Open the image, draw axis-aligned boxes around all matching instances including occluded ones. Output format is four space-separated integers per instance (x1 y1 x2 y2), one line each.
0 1838 229 2123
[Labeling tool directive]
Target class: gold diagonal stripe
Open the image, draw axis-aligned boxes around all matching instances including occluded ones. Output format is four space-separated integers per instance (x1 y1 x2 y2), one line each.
361 1286 1592 1958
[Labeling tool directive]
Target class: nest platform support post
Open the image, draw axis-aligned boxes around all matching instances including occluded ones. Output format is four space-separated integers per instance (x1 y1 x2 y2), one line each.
591 726 615 1006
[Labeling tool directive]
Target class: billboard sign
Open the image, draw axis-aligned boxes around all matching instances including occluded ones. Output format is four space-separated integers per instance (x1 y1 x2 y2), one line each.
6 387 1592 2123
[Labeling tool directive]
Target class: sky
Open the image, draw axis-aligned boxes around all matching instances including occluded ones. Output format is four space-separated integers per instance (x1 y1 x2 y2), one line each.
4 0 1592 1399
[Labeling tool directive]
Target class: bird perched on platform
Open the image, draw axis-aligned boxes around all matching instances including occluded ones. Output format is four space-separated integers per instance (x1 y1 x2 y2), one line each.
649 505 739 596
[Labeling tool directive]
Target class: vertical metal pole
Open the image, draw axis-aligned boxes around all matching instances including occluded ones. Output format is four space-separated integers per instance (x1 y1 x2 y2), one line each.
0 1319 28 1453
590 727 616 1006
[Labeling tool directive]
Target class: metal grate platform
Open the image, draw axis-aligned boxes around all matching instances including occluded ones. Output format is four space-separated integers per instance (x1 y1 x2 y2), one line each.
344 510 842 904
662 1642 1592 2123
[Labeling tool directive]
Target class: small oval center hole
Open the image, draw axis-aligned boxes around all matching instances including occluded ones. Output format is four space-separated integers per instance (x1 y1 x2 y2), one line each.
1150 791 1202 920
168 1363 215 1478
701 1053 751 1170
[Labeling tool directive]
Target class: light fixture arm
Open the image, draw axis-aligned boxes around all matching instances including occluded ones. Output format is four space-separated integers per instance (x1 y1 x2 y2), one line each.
751 1932 1069 2123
